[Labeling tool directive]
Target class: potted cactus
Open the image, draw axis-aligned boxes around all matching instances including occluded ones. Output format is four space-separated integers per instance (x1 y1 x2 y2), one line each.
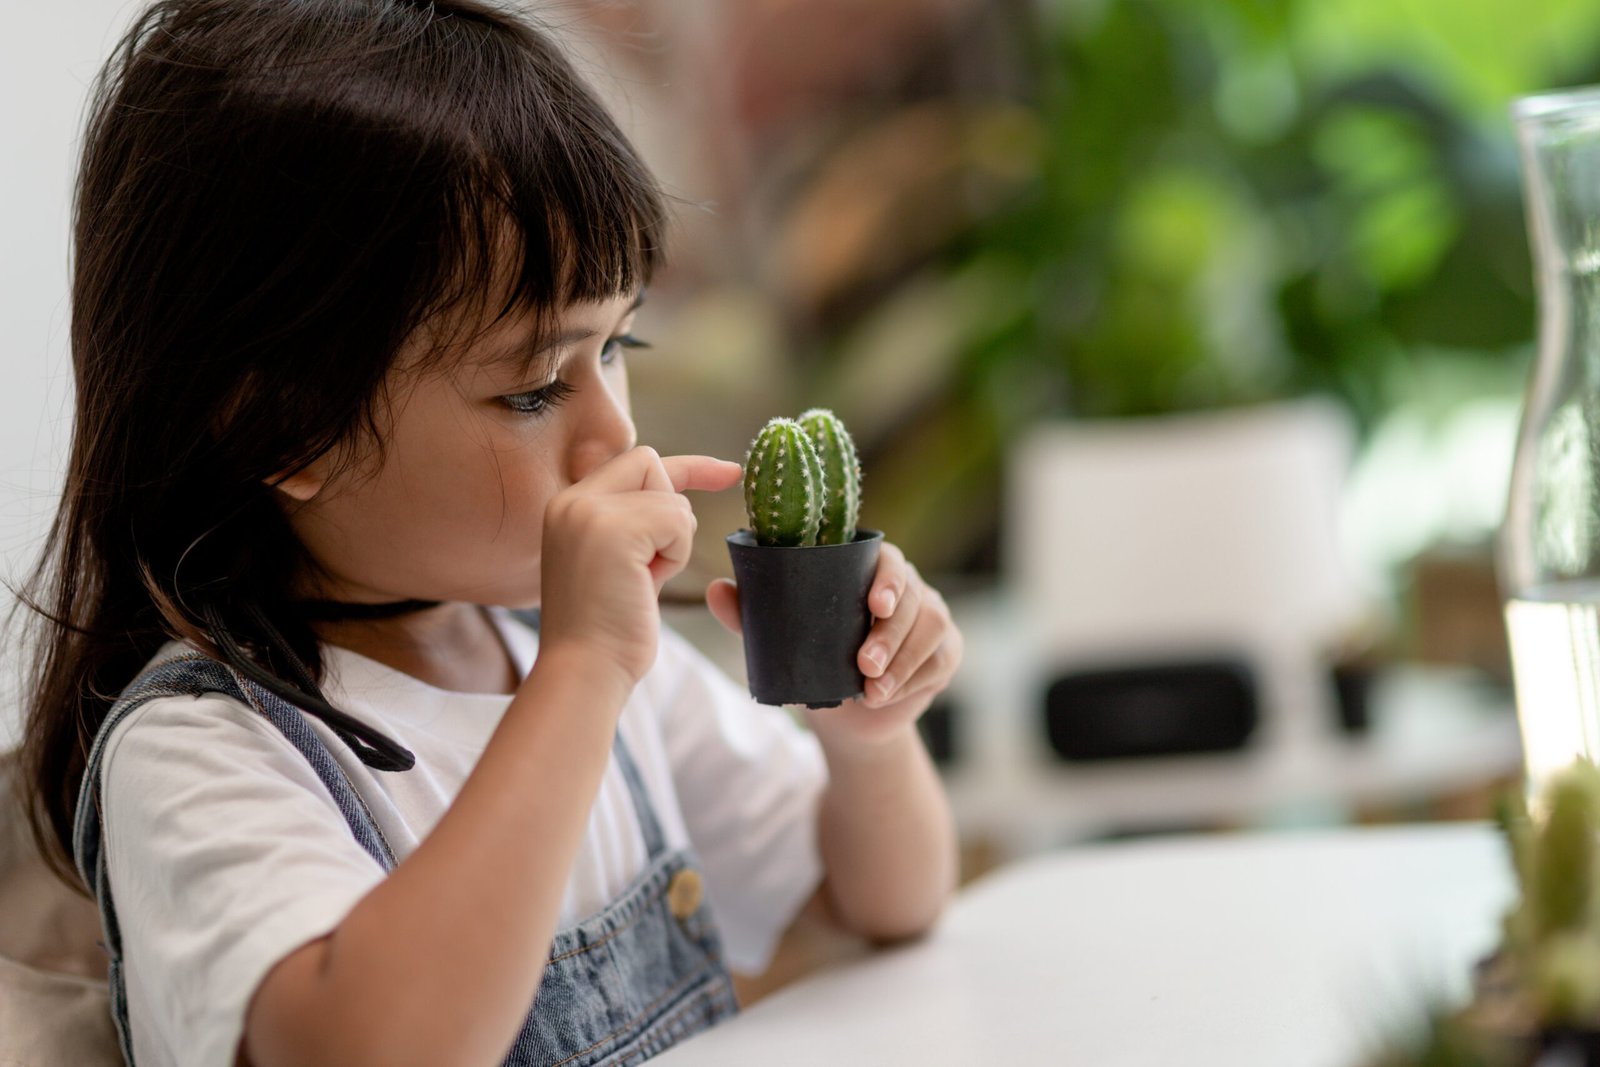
1469 764 1600 1063
725 408 885 707
1359 761 1600 1066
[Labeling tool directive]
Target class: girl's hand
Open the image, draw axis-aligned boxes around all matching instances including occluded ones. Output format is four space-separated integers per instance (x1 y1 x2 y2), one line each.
540 447 743 695
706 540 964 754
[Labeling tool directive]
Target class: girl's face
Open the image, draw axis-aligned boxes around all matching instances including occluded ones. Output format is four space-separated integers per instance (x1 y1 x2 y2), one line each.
274 288 644 609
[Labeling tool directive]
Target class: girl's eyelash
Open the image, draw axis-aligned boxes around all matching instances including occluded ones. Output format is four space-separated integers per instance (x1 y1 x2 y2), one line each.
503 379 577 415
501 333 651 416
605 333 651 358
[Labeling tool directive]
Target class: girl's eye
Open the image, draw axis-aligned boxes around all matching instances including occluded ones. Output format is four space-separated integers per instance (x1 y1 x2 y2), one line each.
501 334 651 416
601 332 651 365
502 379 577 416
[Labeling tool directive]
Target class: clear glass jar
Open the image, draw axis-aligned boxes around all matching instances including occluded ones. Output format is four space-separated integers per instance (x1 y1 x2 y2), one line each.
1501 85 1600 796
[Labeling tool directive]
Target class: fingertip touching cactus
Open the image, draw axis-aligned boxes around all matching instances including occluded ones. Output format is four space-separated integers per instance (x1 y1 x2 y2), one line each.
798 408 862 545
742 410 864 547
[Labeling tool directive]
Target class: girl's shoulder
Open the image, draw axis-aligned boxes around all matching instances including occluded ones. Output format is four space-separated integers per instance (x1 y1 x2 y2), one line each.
98 643 302 789
93 654 360 871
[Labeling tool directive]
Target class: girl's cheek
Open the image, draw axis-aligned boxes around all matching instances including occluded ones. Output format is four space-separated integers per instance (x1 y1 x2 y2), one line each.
499 455 564 517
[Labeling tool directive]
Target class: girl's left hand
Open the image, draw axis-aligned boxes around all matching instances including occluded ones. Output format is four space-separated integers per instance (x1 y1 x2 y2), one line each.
705 540 964 753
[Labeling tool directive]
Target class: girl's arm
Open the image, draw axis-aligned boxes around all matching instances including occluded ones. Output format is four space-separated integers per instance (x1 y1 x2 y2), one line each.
789 543 964 944
807 718 959 943
238 641 635 1067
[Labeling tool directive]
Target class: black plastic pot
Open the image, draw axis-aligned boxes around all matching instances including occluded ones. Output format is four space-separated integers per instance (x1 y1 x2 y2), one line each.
725 527 884 708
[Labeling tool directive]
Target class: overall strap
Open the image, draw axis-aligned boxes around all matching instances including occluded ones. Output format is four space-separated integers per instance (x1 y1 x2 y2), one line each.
504 606 667 859
230 663 400 871
611 734 667 858
73 653 399 903
70 652 403 1067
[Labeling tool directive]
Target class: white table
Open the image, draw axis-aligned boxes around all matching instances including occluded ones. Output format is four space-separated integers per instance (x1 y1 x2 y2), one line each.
652 824 1514 1066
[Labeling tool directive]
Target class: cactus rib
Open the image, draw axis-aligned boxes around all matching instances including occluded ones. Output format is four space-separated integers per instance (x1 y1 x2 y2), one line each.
797 408 862 545
742 417 824 547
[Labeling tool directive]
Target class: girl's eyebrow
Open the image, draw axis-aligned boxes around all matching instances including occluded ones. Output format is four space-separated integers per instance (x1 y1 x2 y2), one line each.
483 290 645 377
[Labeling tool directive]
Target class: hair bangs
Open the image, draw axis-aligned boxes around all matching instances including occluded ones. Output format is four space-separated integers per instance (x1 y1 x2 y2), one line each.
411 16 668 374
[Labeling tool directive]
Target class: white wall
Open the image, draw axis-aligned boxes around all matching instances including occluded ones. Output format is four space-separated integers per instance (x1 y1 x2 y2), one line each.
0 1 147 749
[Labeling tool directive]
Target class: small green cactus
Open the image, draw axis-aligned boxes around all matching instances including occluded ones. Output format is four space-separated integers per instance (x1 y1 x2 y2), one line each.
1494 760 1600 1026
1531 772 1600 940
1361 761 1600 1062
741 409 863 547
798 408 862 545
743 418 823 547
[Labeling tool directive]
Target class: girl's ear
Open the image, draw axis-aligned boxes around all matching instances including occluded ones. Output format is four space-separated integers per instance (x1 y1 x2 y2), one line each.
265 460 326 503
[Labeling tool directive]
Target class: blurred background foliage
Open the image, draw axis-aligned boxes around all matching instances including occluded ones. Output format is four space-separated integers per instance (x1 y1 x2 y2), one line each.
574 0 1600 595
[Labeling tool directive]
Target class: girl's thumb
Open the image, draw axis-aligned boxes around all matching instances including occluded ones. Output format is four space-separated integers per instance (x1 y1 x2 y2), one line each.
705 579 741 635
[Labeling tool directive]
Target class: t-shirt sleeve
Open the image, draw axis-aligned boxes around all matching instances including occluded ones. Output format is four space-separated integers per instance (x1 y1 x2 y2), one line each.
648 624 831 977
99 692 389 1067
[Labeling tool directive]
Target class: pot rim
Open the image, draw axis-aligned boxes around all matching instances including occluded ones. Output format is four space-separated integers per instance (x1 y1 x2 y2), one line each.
726 527 884 550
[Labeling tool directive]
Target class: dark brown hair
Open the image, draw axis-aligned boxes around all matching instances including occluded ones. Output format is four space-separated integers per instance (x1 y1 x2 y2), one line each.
10 0 668 886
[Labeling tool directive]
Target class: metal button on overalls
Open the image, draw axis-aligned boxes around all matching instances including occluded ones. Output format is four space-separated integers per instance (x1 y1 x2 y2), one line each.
668 868 703 920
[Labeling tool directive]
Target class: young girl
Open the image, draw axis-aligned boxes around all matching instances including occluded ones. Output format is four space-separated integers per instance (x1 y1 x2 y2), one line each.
15 2 962 1065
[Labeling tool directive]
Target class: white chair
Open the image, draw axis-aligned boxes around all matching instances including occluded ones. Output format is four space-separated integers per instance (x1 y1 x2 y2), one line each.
946 397 1368 853
0 747 119 1065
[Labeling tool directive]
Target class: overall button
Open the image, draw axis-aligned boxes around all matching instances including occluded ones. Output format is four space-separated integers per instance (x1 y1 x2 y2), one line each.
667 868 703 920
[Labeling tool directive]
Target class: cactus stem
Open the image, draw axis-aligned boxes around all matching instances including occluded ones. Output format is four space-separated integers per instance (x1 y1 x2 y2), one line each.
794 408 861 546
742 415 828 547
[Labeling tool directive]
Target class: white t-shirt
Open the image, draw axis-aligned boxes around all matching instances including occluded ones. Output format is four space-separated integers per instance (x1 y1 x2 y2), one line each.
97 607 829 1067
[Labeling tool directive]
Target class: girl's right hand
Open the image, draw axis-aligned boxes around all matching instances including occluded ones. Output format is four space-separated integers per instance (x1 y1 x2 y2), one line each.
535 446 743 694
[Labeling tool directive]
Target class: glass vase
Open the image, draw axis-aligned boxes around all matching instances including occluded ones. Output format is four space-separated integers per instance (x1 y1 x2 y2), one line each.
1501 85 1600 798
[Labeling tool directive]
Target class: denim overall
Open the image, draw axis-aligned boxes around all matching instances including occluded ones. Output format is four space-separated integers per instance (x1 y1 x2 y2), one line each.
72 616 741 1066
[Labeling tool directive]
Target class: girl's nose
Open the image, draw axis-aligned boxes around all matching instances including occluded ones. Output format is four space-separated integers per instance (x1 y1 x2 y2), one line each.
566 372 636 484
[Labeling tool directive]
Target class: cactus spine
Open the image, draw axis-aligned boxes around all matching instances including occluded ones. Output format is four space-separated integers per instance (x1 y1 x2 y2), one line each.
742 418 824 547
798 408 861 545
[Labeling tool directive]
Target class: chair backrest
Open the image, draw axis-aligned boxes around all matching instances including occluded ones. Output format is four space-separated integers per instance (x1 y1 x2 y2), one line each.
0 746 120 1065
1003 397 1364 662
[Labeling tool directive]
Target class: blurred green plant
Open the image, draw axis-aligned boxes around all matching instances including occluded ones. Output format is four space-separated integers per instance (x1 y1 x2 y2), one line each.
953 0 1558 425
1362 1005 1519 1067
785 0 1600 574
1493 762 1600 1029
1356 760 1600 1065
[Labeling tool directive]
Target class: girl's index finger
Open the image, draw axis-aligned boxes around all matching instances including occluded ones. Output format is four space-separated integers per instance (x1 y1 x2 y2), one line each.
578 449 739 495
658 455 744 494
